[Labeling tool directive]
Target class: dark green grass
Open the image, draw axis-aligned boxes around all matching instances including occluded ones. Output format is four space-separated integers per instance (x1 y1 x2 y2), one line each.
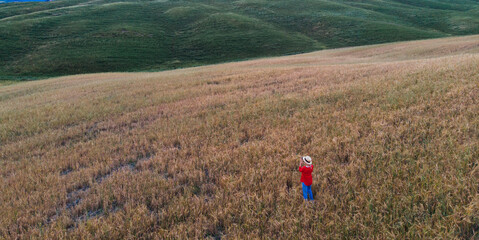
1 0 479 78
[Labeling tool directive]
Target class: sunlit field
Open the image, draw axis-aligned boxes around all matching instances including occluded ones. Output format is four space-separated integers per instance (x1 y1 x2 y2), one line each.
1 35 479 239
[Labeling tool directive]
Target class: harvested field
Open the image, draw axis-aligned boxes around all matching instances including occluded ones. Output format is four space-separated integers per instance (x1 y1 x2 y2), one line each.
1 35 479 239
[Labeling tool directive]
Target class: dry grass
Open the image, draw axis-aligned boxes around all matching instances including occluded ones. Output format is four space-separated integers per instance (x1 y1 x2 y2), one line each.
1 35 479 239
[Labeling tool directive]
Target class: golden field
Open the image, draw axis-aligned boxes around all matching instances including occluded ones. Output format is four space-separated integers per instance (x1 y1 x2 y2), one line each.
1 35 479 239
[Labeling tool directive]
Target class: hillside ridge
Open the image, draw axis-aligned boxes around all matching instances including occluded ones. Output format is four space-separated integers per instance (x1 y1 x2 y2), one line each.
1 0 479 78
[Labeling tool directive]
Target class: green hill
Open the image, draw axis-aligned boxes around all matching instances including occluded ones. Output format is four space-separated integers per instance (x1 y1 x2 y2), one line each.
1 0 479 78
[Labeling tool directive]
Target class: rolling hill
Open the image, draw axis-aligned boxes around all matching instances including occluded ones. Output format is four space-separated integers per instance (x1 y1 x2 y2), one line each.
1 35 479 239
1 0 479 79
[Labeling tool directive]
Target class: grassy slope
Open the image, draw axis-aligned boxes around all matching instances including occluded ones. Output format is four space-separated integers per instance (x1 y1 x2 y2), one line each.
0 0 479 78
1 35 479 239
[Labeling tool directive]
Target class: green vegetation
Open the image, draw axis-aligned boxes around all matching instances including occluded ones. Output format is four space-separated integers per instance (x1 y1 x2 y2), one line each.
0 80 20 86
0 0 479 78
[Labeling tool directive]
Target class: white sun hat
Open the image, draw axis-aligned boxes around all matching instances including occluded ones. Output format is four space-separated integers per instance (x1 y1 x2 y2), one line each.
302 156 312 165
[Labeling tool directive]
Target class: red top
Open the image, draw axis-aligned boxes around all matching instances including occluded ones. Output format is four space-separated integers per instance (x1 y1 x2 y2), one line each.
299 165 313 186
